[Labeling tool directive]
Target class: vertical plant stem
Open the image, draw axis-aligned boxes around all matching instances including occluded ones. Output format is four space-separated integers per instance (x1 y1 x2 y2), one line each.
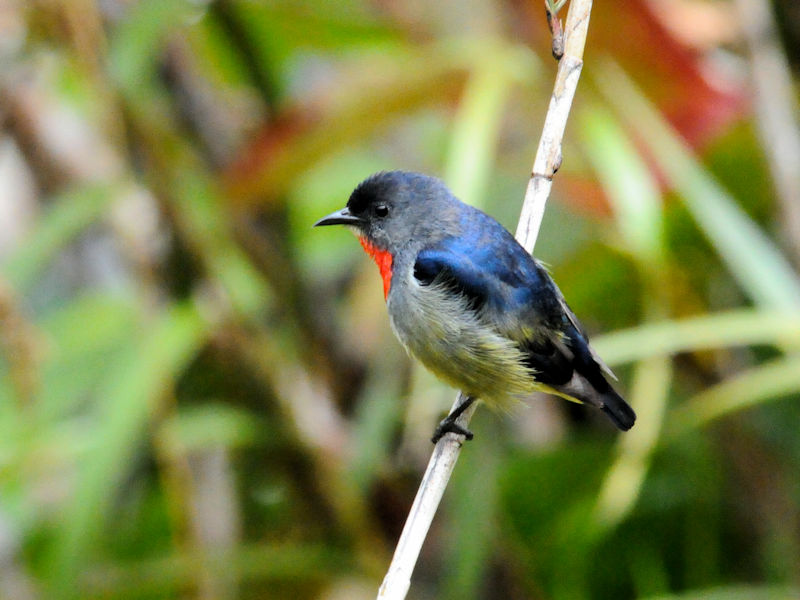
377 1 594 598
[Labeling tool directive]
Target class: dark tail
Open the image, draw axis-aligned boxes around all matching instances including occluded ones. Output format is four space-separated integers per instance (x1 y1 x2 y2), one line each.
599 388 636 431
551 373 636 431
538 323 636 431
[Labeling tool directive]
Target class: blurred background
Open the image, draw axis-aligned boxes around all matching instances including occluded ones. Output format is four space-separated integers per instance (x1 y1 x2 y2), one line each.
1 0 800 598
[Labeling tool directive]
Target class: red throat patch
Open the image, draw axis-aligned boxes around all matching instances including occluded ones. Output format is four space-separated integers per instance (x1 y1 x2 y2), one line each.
358 237 393 300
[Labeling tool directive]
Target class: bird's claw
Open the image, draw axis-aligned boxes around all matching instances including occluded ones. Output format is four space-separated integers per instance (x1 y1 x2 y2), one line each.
431 417 474 444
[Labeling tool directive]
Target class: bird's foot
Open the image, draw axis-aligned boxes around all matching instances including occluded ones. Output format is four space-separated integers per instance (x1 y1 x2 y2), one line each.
431 395 476 444
431 417 474 444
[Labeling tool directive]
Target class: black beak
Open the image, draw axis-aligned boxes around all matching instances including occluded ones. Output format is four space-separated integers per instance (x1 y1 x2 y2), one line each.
313 207 363 227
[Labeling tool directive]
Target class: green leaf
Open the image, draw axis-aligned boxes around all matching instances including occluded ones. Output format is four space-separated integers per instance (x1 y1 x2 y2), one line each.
668 353 800 436
595 61 800 311
109 0 197 96
47 301 210 597
592 354 671 530
38 293 139 419
592 309 800 366
444 43 538 207
156 403 261 456
169 172 272 318
579 105 664 262
2 183 114 291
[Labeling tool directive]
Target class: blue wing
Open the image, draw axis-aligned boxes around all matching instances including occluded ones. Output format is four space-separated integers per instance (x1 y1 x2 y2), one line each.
413 214 579 385
414 213 555 313
414 206 569 313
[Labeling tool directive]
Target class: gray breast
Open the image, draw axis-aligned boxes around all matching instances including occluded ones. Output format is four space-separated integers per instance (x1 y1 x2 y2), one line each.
385 261 538 406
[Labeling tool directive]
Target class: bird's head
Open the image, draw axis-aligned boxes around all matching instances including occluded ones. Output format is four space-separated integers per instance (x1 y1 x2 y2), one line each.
314 171 457 299
314 171 454 255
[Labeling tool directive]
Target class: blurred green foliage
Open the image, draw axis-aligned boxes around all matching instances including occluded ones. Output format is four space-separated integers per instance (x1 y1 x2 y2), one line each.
0 1 799 599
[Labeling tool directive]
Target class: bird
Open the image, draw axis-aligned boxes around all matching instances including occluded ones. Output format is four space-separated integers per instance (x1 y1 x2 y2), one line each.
314 171 636 442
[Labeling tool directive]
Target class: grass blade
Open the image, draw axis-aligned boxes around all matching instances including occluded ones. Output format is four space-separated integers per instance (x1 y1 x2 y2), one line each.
47 301 210 597
668 353 800 436
594 61 800 311
2 183 114 291
593 309 800 366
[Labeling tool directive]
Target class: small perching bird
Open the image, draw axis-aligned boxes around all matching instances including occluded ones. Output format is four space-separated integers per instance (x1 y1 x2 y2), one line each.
315 171 636 441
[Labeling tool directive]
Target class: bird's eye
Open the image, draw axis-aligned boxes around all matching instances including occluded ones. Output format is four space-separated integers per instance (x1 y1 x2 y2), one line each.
374 204 389 218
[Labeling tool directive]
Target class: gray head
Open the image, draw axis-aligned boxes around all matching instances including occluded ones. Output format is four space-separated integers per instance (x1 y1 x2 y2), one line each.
313 171 457 252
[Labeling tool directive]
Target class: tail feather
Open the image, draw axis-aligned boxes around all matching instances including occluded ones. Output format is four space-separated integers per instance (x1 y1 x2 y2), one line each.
599 388 636 431
550 372 636 431
524 325 636 430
